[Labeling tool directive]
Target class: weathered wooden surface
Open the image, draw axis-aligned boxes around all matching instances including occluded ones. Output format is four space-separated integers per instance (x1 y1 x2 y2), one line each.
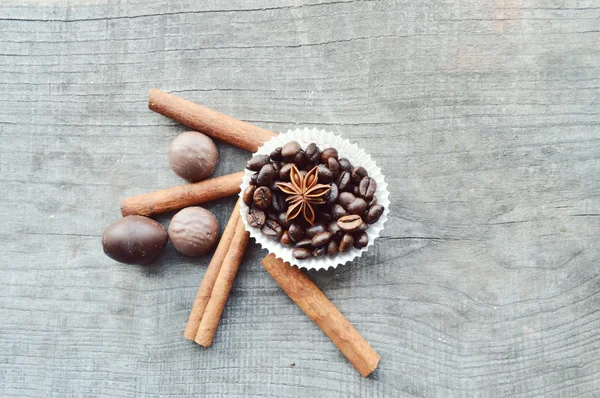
1 0 599 396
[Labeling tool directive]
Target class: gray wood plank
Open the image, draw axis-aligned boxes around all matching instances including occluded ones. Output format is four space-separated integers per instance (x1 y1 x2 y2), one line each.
1 0 599 396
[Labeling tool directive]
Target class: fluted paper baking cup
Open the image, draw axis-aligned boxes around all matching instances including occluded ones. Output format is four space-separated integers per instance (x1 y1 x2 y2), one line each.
239 128 390 271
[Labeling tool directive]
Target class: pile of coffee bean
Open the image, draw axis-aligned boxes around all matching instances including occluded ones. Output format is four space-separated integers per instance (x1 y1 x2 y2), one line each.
243 141 385 260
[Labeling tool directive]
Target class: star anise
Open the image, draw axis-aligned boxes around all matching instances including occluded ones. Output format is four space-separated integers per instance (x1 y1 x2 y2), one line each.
276 165 331 225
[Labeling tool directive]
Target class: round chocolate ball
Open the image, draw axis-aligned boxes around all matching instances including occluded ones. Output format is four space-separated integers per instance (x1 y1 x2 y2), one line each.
102 215 168 265
168 131 219 182
168 207 220 257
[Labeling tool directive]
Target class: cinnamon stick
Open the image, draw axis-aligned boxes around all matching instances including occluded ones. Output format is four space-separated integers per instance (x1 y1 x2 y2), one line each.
261 254 380 377
148 89 277 152
183 201 241 341
195 218 250 347
120 171 244 217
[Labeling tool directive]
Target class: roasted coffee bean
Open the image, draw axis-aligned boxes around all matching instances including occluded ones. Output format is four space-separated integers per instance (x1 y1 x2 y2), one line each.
277 213 291 229
305 143 321 163
280 231 293 246
247 207 266 228
271 161 282 172
357 222 369 232
242 185 256 206
338 158 353 173
306 223 326 238
317 164 334 183
327 240 339 256
332 204 348 219
347 197 367 215
312 231 333 247
288 223 305 243
295 239 313 249
247 154 270 171
250 172 258 185
351 184 360 196
271 194 288 213
299 170 307 178
279 163 294 181
337 214 363 232
328 158 341 179
253 186 272 209
270 147 283 161
293 248 312 259
313 246 327 258
293 150 307 168
325 183 339 206
320 147 338 163
320 211 333 222
353 232 369 249
257 164 276 186
328 221 342 236
261 219 283 240
337 171 352 191
358 177 377 200
365 204 384 224
269 182 281 193
352 166 368 182
267 210 279 221
281 141 301 159
338 192 356 209
338 233 355 253
368 196 377 207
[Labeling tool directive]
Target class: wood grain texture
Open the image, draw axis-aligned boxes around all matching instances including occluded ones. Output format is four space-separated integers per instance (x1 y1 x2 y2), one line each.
1 0 599 397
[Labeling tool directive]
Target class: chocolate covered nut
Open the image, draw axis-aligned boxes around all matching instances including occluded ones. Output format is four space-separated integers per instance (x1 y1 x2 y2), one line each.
257 164 276 186
365 204 384 224
247 207 266 228
102 216 168 265
293 248 312 259
281 141 301 159
242 185 256 206
168 207 220 257
247 154 270 171
253 186 272 209
168 131 219 182
337 215 363 232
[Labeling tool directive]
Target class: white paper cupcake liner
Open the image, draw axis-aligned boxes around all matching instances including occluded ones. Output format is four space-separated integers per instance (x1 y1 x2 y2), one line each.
239 128 390 271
